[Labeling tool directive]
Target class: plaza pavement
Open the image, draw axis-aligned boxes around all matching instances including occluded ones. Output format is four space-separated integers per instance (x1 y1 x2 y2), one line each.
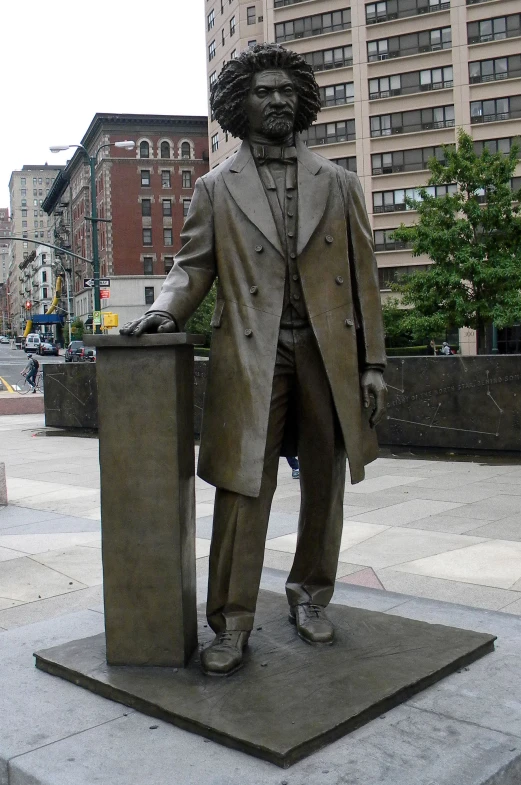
1 411 521 630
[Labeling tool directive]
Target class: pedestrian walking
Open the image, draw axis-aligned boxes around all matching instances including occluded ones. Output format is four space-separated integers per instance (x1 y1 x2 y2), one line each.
21 354 39 393
286 457 299 479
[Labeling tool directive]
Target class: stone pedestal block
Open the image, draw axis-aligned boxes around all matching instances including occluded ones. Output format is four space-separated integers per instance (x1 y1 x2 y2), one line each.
85 334 203 667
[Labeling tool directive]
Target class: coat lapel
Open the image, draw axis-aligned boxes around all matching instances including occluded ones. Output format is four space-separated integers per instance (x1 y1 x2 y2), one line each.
222 140 284 257
296 136 330 256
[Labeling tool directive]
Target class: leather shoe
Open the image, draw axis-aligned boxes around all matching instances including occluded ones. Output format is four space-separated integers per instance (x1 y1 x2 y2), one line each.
289 603 334 645
201 630 250 676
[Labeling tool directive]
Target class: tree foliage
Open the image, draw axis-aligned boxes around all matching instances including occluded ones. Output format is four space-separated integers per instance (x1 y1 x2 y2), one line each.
390 130 521 348
184 283 217 346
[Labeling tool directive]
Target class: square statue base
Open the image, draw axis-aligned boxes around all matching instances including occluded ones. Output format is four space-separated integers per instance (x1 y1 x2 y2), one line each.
34 590 495 768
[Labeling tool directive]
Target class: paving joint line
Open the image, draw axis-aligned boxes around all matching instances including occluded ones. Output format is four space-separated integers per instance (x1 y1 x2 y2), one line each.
407 704 521 742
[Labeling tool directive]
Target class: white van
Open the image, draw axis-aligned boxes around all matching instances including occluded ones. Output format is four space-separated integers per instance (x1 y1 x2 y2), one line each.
24 334 41 353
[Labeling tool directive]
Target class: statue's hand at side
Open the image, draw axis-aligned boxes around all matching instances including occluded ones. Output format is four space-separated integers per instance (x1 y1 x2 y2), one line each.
361 369 387 428
120 312 178 337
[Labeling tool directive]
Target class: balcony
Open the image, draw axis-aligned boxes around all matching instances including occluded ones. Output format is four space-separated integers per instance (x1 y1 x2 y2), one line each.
370 118 454 137
367 1 449 24
471 109 520 124
369 81 452 99
368 40 451 62
468 27 521 45
469 70 521 85
373 203 408 213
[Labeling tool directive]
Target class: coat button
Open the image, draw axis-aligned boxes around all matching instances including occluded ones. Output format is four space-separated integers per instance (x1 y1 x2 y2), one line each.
293 293 300 301
336 276 344 285
250 286 258 295
244 328 253 337
292 274 299 281
345 319 354 327
325 235 334 244
254 245 263 253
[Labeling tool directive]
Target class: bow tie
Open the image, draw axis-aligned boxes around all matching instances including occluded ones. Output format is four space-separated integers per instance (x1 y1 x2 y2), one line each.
252 144 297 165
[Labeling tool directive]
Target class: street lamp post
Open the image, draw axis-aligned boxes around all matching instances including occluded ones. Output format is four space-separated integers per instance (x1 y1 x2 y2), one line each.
50 140 135 333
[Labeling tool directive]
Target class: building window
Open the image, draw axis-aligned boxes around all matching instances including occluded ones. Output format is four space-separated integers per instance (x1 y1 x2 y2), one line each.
208 8 215 29
141 170 151 187
304 45 353 72
210 71 217 88
469 56 520 84
370 104 455 137
183 199 192 217
367 26 451 61
21 189 26 196
366 0 449 25
141 198 152 216
211 132 219 152
160 141 171 158
471 97 520 124
42 287 48 299
182 171 192 188
143 228 153 245
162 199 172 216
22 220 27 228
374 229 411 252
163 228 173 245
373 184 457 213
331 157 357 172
181 142 191 159
145 287 155 305
247 40 256 47
371 145 449 174
209 40 216 61
230 15 236 35
21 177 26 186
164 257 174 273
467 14 521 45
143 256 154 275
369 67 453 99
42 271 47 282
139 141 150 158
247 5 256 24
474 137 520 156
378 265 428 289
319 82 354 107
22 209 27 217
231 49 237 59
302 119 356 146
275 9 351 43
161 170 171 188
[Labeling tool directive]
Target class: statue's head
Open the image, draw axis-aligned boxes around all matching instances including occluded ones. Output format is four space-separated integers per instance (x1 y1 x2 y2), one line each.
210 43 321 141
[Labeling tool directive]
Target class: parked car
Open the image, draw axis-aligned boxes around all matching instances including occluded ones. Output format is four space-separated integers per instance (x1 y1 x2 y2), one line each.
24 334 41 353
38 342 60 356
65 341 95 363
0 335 9 344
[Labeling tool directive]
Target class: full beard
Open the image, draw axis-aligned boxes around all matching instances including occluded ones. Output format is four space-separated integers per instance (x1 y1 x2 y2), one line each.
261 114 294 139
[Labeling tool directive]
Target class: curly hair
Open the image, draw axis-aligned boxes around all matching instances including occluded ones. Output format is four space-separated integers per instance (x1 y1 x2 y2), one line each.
210 43 321 140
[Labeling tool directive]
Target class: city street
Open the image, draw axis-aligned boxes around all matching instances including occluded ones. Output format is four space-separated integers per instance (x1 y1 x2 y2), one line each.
0 343 64 392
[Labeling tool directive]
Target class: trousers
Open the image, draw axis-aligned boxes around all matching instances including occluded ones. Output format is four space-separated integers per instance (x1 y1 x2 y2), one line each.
206 326 347 633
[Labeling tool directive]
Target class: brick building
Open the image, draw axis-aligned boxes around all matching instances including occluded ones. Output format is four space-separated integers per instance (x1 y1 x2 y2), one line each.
0 207 11 287
43 113 209 329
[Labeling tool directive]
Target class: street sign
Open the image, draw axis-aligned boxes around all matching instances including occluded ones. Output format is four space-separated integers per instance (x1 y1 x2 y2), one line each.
100 289 110 299
93 311 102 326
84 278 111 288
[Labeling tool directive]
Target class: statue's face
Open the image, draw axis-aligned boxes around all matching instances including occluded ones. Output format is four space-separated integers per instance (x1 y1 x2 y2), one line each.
244 70 298 140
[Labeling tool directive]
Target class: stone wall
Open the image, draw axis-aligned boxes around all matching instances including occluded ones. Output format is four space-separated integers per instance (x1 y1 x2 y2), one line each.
377 355 521 452
44 355 521 453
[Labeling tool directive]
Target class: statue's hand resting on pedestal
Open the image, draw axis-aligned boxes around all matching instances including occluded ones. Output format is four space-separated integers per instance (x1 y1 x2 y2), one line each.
361 369 387 428
120 312 178 337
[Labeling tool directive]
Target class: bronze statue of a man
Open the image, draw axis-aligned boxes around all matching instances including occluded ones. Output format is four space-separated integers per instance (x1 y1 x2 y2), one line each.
121 43 387 676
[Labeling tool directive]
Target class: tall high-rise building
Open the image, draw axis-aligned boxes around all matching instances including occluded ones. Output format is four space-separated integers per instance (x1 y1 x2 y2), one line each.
8 165 64 334
205 0 521 352
0 207 11 286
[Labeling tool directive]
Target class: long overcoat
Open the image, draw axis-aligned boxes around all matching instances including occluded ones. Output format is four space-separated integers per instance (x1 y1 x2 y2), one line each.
151 137 386 498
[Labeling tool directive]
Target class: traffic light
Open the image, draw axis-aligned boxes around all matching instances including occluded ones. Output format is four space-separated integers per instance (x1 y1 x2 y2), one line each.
25 300 32 310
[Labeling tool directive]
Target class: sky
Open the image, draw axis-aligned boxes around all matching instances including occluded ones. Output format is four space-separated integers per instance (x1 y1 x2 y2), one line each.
1 0 209 207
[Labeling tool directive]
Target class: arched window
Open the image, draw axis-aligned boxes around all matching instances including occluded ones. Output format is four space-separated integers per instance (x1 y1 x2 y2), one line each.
139 141 150 158
181 141 191 159
160 141 170 159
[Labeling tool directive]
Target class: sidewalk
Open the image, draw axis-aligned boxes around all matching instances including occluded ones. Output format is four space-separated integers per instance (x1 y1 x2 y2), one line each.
1 412 521 630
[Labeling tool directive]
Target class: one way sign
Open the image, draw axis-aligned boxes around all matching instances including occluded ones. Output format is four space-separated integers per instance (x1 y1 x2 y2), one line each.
84 278 111 288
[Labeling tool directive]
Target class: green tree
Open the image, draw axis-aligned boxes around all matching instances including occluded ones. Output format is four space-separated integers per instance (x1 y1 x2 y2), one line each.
391 129 521 352
70 317 85 341
184 283 217 346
